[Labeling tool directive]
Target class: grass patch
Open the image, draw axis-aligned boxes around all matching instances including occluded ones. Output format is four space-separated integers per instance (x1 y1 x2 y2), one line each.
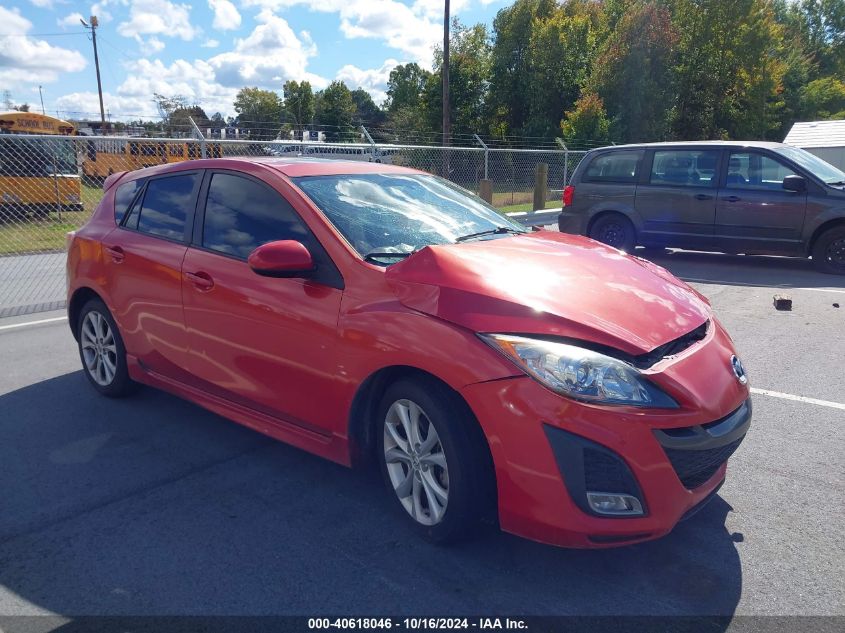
500 200 561 214
0 211 92 255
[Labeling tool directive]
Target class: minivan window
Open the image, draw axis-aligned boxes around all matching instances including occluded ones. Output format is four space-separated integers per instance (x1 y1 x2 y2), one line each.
650 150 719 187
726 152 797 190
202 173 311 259
114 179 143 224
583 151 642 183
133 173 198 241
774 146 845 185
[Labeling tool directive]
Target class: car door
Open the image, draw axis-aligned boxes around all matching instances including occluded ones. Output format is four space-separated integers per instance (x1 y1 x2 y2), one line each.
103 171 201 381
181 170 345 433
634 148 721 249
715 150 807 254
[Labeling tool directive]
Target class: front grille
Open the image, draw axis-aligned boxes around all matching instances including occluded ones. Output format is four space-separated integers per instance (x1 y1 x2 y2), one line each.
662 435 745 489
583 447 640 496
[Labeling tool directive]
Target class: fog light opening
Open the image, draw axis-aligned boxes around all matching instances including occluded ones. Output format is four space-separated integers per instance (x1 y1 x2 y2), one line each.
586 492 644 516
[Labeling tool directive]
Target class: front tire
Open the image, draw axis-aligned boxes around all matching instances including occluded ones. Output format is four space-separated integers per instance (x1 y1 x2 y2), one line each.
77 298 136 397
376 378 493 544
589 213 636 252
811 226 845 275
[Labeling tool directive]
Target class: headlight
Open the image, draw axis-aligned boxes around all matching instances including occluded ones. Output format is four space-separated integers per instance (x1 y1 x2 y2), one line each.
480 334 678 408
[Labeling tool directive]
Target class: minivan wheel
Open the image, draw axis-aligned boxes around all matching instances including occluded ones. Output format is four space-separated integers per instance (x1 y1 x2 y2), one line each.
376 378 492 544
812 226 845 275
77 298 137 397
589 213 636 252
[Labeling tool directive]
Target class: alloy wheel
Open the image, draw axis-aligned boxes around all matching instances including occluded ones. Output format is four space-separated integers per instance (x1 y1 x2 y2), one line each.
80 311 118 387
825 237 845 272
383 399 450 526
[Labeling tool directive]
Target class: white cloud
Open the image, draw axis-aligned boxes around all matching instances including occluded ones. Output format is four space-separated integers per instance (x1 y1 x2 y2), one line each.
57 12 85 28
0 6 87 89
208 0 241 31
207 9 324 88
29 0 55 8
335 58 399 105
241 0 446 64
118 0 199 41
340 1 441 64
140 36 166 54
202 38 221 48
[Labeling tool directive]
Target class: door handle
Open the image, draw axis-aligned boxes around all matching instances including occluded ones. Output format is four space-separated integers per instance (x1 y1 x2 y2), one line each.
694 193 713 201
723 195 741 203
104 245 125 263
185 271 214 291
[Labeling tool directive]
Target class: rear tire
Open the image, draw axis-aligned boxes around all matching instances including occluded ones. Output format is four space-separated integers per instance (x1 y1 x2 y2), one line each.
589 213 636 252
376 377 494 544
811 226 845 275
77 298 137 397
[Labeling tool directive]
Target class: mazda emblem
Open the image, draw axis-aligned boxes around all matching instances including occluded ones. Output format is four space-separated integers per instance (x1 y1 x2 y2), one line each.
731 355 747 384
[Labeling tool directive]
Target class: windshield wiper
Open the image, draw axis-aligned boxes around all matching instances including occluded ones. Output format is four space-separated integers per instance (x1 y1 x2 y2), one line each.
827 180 845 186
455 226 525 243
363 251 415 264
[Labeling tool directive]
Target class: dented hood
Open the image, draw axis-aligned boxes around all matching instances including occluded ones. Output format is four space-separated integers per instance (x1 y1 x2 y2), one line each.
384 231 710 355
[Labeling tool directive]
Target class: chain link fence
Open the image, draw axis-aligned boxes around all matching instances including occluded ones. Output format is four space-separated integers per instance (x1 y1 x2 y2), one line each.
0 133 586 317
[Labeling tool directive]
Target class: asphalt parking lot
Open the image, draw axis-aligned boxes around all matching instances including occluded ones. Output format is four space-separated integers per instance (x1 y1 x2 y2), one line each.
0 250 843 623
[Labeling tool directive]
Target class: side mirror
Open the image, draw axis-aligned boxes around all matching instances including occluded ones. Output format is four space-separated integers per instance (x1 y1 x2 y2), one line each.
782 175 806 193
248 240 315 278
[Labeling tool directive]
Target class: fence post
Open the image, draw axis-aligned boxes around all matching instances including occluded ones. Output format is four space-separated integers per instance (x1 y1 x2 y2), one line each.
473 134 489 180
556 138 569 186
533 163 548 211
189 116 207 159
360 125 377 161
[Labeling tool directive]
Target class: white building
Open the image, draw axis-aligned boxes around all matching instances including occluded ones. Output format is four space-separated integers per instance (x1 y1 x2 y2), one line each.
783 120 845 170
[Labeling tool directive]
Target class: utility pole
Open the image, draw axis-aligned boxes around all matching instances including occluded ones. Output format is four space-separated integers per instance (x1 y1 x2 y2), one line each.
80 16 107 135
442 0 450 149
38 86 45 115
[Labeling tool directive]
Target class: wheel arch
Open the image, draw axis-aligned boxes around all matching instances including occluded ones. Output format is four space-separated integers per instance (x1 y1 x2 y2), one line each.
347 365 495 476
67 286 104 340
808 217 845 256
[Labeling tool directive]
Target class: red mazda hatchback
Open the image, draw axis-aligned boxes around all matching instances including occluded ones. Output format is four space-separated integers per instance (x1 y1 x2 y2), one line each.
67 157 751 548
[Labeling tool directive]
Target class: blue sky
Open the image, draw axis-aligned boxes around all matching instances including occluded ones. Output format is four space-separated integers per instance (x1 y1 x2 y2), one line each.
0 0 507 121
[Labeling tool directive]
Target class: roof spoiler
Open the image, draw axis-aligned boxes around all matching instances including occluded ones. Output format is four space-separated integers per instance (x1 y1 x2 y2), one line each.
103 171 129 192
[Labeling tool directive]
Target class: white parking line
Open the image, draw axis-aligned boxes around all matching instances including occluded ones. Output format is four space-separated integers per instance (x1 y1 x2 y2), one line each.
0 315 67 331
751 387 845 411
681 277 845 293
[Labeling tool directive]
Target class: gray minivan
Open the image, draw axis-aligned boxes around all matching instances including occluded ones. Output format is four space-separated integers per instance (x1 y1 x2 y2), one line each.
557 141 845 274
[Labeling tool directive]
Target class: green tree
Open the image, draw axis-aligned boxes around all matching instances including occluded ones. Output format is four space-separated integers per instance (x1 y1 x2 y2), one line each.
385 63 431 112
350 88 385 128
524 6 596 138
799 77 845 119
589 2 677 143
796 0 845 76
233 87 284 140
315 81 357 141
488 0 556 136
670 0 786 140
282 80 315 127
560 92 611 147
423 20 492 139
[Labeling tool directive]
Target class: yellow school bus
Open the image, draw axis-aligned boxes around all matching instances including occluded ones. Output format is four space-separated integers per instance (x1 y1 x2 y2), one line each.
0 112 82 218
81 139 224 180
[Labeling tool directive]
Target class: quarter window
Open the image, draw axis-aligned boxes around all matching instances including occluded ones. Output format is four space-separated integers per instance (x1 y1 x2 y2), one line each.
583 151 642 183
114 179 143 224
202 173 311 259
650 150 719 187
726 152 797 190
131 173 198 241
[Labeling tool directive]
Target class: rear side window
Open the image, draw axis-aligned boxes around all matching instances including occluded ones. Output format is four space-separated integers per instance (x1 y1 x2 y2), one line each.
113 179 143 224
202 173 311 258
127 173 198 241
650 150 720 187
583 151 642 183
